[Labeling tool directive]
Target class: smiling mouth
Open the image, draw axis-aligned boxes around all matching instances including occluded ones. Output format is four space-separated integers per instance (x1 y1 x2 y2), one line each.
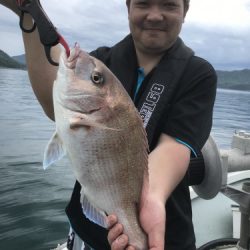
144 28 166 32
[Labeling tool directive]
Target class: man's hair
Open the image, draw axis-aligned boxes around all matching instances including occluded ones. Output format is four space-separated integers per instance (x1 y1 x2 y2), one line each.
184 0 190 10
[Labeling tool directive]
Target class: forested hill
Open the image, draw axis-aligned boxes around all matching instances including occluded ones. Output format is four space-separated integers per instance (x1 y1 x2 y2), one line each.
0 50 26 69
216 69 250 91
0 49 249 91
12 54 26 65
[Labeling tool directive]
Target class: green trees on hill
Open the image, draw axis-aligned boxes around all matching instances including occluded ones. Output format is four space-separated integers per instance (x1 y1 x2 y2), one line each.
0 49 249 90
216 69 250 91
0 50 26 69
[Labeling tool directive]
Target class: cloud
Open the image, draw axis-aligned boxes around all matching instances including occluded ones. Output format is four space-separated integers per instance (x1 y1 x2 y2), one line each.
187 0 250 28
181 24 250 70
182 0 250 69
0 0 249 70
0 10 24 55
42 0 129 51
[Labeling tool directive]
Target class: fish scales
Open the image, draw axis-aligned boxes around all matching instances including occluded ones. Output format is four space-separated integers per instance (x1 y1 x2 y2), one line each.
43 45 148 249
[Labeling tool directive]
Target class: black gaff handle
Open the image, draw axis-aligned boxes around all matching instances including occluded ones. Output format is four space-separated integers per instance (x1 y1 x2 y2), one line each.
18 0 62 66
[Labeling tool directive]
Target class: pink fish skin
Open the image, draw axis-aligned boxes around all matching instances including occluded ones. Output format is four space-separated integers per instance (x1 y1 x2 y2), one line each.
44 45 149 249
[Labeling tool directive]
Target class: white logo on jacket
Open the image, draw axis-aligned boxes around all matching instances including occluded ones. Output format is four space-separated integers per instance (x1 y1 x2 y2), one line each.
139 83 165 128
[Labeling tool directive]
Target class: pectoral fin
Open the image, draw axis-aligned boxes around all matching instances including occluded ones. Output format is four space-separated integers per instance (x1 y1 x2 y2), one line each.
81 190 108 228
43 132 66 170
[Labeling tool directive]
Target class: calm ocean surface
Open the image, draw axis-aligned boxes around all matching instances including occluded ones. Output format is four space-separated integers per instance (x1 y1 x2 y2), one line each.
0 68 250 250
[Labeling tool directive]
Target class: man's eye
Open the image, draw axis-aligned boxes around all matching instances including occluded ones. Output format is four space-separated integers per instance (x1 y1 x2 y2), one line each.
134 0 148 7
163 2 179 9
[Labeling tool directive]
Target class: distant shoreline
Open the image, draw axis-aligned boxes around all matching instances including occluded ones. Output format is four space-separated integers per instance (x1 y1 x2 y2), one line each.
218 87 250 92
0 66 26 70
1 62 249 92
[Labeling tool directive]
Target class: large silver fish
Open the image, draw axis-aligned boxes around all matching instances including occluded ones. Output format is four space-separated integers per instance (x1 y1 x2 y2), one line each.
43 45 148 249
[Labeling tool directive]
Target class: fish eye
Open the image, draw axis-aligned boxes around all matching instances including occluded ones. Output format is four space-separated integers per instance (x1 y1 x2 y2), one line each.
91 71 104 85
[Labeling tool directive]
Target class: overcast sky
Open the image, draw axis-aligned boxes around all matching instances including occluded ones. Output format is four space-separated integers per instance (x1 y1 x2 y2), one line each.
0 0 250 70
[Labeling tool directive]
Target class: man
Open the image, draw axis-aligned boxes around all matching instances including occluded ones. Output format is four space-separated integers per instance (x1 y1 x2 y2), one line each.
0 0 217 249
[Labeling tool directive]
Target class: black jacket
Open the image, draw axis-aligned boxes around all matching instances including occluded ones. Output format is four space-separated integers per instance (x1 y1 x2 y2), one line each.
66 35 217 250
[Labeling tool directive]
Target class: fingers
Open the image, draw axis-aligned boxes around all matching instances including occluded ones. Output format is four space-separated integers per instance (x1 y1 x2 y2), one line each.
126 247 135 250
107 214 135 250
111 234 129 250
106 214 118 229
107 223 124 244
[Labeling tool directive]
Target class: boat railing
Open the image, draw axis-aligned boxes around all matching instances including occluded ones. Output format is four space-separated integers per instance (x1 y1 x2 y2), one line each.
193 131 250 250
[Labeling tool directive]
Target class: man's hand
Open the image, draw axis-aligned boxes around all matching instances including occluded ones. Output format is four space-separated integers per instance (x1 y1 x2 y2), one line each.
139 192 166 250
0 0 20 15
107 175 166 250
107 214 135 250
106 195 166 250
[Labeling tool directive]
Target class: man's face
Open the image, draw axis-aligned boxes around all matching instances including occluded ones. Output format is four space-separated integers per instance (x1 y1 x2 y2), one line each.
127 0 186 55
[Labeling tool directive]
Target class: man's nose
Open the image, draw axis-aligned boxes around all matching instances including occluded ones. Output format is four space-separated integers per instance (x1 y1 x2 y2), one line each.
146 6 164 22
